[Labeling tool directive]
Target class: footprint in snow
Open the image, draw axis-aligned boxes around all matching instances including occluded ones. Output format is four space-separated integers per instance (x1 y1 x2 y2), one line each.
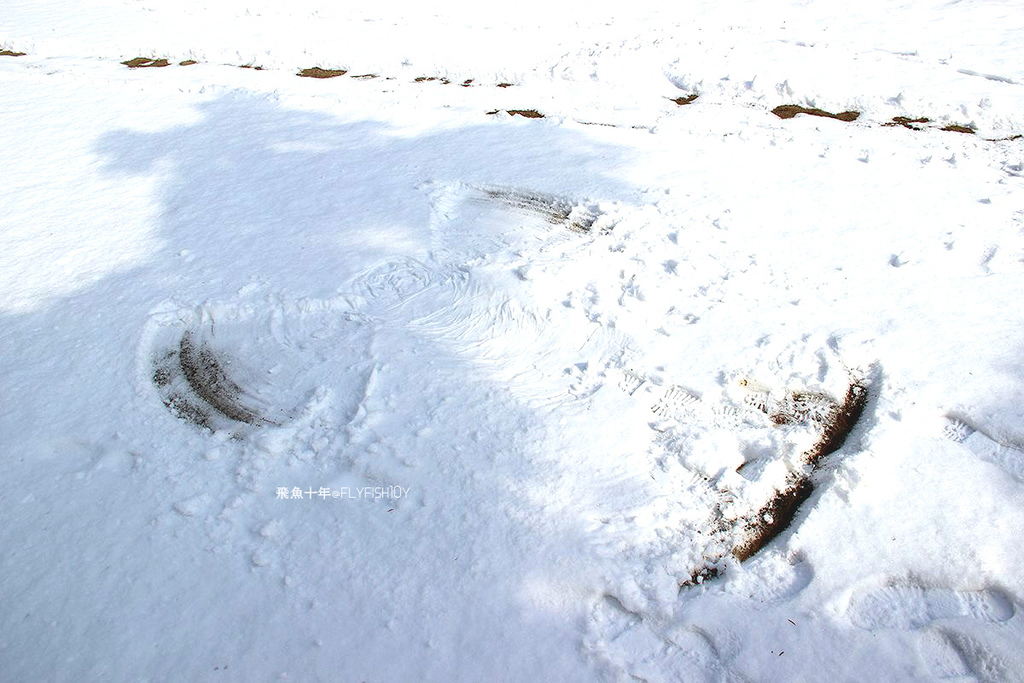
941 415 1024 483
652 384 702 420
916 628 1017 682
848 583 1022 679
584 595 728 683
847 584 1014 630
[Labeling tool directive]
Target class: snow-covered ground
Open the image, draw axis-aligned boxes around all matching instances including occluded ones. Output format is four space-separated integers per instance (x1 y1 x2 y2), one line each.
2 2 1024 680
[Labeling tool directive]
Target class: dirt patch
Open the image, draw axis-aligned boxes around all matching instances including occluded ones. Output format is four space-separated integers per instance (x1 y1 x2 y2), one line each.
486 109 545 119
509 109 544 118
0 50 27 57
351 73 378 79
413 76 451 84
496 82 514 88
733 476 815 562
179 60 198 66
804 379 869 467
942 124 976 135
298 67 347 79
684 564 722 587
461 79 474 87
670 93 699 106
679 369 872 585
883 116 931 130
734 374 869 560
122 58 170 68
884 116 992 137
239 64 264 71
772 105 860 122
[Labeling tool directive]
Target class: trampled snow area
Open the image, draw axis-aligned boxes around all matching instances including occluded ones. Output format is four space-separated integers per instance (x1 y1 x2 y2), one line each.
2 1 1024 680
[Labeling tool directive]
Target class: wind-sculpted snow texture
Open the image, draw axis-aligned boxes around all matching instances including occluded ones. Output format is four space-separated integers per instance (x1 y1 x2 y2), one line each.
3 1 1024 681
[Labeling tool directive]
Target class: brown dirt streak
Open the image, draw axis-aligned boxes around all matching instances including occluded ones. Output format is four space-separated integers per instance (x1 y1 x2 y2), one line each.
670 94 699 106
298 67 347 78
772 105 860 122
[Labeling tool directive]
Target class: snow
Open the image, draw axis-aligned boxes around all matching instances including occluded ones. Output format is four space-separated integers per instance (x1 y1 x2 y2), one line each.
2 2 1024 681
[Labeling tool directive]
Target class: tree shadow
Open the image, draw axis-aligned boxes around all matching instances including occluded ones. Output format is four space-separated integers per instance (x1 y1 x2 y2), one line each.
92 96 639 300
0 91 650 680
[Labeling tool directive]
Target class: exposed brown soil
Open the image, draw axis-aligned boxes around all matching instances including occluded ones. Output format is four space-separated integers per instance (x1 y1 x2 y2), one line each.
772 105 860 122
239 64 264 70
883 116 931 130
298 67 347 79
683 565 721 587
804 379 869 467
670 93 699 106
0 50 27 57
883 116 995 137
494 109 544 118
496 82 514 88
942 124 976 135
461 79 474 87
414 76 437 82
123 57 171 68
734 374 869 560
733 476 815 562
679 369 872 587
179 60 198 66
351 73 378 79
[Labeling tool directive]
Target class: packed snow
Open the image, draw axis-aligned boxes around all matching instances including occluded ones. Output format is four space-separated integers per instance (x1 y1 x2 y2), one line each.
2 1 1024 681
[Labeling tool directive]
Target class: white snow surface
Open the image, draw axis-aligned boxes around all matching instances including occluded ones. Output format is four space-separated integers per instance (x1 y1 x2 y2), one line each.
2 2 1024 681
